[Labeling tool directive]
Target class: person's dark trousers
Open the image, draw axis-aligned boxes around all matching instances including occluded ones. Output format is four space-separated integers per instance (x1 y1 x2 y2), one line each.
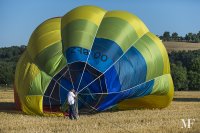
68 104 77 120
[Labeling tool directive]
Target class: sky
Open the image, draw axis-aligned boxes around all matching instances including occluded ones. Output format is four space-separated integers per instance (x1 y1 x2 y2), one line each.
0 0 200 47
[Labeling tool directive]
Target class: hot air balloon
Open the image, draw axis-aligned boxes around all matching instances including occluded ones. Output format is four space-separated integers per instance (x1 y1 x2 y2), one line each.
14 6 174 116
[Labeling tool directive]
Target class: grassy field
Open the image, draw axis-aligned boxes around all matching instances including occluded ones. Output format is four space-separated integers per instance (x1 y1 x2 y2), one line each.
164 42 200 52
0 89 200 133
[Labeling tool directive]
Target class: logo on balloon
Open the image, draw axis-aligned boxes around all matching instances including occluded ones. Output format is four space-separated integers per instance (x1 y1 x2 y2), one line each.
70 47 108 62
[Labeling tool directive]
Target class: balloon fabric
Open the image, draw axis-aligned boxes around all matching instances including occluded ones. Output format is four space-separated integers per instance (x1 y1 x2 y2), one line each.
14 6 174 116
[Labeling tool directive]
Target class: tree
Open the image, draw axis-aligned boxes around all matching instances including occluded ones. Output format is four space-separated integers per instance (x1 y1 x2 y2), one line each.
188 71 200 90
172 32 178 41
196 31 200 43
163 31 170 41
185 33 193 42
189 57 200 73
169 50 200 91
197 31 200 38
0 46 26 86
179 36 184 41
170 62 188 91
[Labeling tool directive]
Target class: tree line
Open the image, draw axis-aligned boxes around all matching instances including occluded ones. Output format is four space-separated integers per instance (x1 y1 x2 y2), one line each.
159 31 200 43
169 50 200 91
0 45 199 91
0 45 26 85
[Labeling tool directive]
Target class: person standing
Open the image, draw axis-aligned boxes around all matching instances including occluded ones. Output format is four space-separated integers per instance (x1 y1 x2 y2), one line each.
68 88 77 120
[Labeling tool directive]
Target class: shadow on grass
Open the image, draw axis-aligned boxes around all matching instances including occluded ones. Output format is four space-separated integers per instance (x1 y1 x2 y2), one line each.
173 98 200 102
78 107 143 116
0 102 22 114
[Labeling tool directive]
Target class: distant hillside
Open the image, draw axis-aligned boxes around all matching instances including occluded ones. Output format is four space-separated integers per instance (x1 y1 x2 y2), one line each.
164 41 200 52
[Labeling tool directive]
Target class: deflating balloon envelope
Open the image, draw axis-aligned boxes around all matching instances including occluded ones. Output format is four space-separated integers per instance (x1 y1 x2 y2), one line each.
14 6 174 116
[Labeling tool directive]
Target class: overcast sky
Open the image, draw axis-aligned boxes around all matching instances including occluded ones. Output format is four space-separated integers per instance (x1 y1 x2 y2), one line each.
0 0 200 47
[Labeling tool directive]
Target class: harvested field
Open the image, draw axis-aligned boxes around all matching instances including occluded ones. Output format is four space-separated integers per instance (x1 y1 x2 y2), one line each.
0 89 199 133
164 42 200 52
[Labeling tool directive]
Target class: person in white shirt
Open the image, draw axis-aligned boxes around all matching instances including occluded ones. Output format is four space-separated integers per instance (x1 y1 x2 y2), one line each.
68 88 77 120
